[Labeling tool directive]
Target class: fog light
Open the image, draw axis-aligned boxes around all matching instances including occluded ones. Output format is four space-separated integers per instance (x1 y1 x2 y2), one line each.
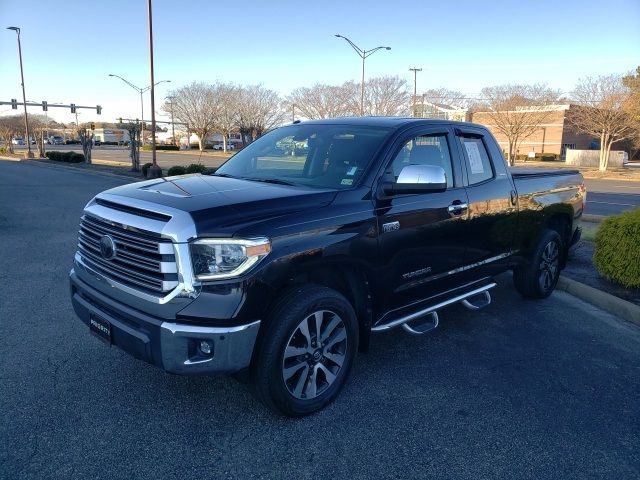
199 340 212 355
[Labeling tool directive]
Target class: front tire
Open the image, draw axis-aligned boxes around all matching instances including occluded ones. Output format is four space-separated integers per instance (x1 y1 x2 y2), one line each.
250 285 358 417
513 229 563 299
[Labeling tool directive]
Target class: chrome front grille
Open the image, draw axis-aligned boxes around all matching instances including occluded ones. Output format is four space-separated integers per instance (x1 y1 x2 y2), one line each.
77 214 179 295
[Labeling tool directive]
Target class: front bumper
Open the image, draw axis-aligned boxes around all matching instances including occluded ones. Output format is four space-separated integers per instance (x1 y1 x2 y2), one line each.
70 270 260 374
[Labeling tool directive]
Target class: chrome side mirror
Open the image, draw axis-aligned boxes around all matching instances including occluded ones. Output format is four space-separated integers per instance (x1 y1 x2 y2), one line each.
384 165 447 195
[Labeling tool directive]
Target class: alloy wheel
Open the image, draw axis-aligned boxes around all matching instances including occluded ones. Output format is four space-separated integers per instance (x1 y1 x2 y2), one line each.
281 310 347 400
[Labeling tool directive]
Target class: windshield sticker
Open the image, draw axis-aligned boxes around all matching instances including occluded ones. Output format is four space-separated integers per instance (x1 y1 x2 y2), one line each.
347 166 357 176
341 178 353 186
464 141 484 174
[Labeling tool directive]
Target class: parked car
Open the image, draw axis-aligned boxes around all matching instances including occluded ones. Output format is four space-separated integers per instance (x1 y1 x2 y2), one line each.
70 118 585 416
213 143 234 150
11 138 24 145
51 136 64 145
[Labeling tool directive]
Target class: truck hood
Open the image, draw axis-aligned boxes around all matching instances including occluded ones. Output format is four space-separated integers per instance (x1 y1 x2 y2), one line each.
98 174 337 236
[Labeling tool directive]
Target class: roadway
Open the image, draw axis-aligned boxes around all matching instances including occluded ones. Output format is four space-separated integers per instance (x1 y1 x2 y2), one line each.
584 178 640 216
1 159 639 479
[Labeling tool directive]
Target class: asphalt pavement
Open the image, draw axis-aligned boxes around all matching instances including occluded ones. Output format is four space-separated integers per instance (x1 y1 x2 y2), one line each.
1 160 640 479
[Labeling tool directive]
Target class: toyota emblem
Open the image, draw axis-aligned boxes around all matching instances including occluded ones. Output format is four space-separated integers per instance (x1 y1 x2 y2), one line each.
99 235 117 260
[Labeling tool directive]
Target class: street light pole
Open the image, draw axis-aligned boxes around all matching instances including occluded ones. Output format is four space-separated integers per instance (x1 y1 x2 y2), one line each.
166 96 176 146
409 67 422 117
7 26 33 158
335 34 391 116
108 73 170 148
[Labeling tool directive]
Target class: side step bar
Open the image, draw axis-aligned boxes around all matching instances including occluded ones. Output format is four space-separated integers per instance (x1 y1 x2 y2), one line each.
371 282 497 334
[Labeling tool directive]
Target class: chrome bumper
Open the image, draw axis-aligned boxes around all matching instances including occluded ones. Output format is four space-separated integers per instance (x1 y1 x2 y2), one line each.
159 320 261 374
70 270 260 375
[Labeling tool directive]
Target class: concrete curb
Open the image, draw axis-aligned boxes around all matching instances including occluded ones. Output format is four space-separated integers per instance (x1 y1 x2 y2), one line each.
582 214 606 223
557 276 640 327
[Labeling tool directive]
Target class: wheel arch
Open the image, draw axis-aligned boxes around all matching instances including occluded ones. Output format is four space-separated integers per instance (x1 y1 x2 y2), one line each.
271 261 374 353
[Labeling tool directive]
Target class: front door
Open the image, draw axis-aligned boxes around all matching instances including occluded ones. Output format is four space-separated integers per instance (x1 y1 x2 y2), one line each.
375 127 470 317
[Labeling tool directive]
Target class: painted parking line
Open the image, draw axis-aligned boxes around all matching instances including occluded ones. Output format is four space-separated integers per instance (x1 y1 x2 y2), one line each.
587 201 638 207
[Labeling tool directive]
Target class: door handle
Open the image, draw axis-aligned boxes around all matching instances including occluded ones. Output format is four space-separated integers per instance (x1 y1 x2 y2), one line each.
448 202 468 215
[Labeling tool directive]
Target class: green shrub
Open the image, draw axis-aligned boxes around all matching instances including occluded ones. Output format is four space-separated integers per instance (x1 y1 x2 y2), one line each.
0 146 6 154
203 167 217 175
185 163 207 174
46 151 84 163
141 144 180 151
167 165 187 176
593 208 640 288
141 162 153 177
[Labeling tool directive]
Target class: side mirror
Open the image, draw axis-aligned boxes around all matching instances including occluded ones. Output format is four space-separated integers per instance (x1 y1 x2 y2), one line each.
383 164 447 195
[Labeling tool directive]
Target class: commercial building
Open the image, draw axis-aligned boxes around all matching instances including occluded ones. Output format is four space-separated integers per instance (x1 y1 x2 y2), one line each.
471 104 595 158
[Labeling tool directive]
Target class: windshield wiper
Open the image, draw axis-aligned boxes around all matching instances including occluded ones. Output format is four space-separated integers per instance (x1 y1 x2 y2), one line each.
242 177 297 186
212 172 235 178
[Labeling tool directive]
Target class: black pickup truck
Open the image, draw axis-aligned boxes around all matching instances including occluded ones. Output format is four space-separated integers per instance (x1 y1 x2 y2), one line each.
70 118 585 416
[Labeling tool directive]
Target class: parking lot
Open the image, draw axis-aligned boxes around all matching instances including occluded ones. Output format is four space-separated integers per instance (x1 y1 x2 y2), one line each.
12 144 231 171
1 159 639 479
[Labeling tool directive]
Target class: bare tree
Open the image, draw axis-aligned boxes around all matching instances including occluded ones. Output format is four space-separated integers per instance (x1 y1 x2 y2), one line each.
76 124 94 164
422 88 468 108
212 82 239 153
364 75 410 116
569 75 636 171
623 67 640 158
623 67 640 122
287 82 358 119
0 115 23 154
478 84 560 165
119 120 142 172
237 85 285 144
168 82 217 151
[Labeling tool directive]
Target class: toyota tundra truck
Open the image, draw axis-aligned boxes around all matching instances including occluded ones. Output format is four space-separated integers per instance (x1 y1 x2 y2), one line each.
70 117 585 416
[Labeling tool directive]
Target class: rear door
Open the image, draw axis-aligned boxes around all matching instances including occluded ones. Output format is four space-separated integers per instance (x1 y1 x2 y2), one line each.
454 127 518 276
375 126 470 313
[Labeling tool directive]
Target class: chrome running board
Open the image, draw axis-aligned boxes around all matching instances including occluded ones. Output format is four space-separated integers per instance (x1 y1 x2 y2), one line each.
371 282 496 335
461 290 492 310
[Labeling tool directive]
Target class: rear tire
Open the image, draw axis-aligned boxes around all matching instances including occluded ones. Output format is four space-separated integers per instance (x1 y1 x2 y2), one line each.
513 229 562 299
250 284 358 417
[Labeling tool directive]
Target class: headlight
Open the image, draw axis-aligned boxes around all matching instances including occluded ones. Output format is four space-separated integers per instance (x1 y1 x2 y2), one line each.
190 237 271 281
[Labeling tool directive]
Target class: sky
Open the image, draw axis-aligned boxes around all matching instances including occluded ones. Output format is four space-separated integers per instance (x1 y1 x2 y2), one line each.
1 0 638 125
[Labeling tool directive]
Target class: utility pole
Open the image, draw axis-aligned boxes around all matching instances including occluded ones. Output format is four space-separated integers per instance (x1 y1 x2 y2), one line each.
409 67 422 118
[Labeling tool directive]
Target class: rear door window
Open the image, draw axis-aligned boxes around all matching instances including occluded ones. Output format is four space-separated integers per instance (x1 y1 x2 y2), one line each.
459 137 493 185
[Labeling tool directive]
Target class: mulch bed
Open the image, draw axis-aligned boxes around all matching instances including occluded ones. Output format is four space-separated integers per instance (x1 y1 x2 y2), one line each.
564 240 640 307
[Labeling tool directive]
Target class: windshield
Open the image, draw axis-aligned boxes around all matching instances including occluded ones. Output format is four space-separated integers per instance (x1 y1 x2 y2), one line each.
215 124 391 189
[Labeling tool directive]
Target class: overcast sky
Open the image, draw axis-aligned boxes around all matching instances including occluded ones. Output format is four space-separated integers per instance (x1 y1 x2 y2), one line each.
1 0 638 124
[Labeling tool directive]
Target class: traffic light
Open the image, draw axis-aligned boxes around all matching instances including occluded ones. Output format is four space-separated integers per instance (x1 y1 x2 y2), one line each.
90 123 95 130
118 117 123 124
96 105 102 115
70 104 76 113
11 99 17 109
42 101 48 111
